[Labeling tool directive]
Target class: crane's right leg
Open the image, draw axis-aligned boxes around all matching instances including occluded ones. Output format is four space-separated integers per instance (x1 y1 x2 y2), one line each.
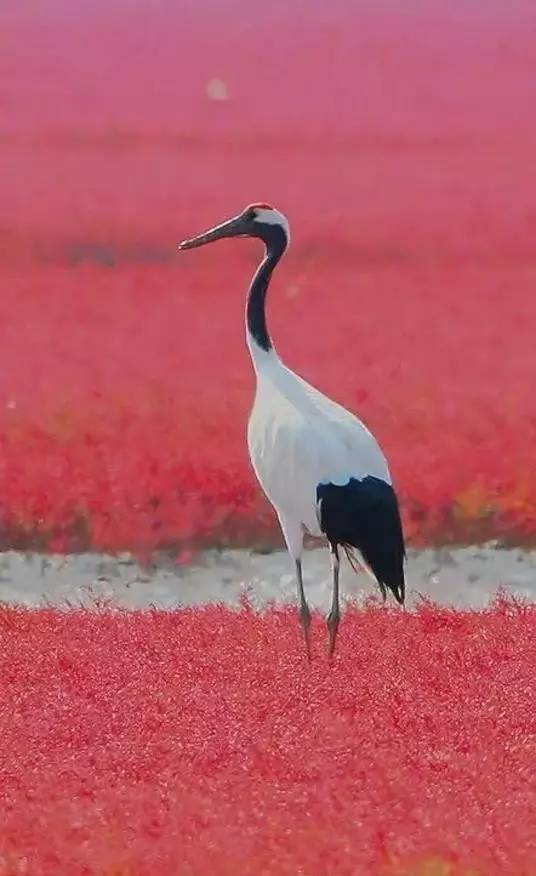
326 543 340 658
278 515 311 660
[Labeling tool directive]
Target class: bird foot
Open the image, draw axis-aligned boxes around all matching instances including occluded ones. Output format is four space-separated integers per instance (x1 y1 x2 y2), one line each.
326 611 340 659
300 604 312 662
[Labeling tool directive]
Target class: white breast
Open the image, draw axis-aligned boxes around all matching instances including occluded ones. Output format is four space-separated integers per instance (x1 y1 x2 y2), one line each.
247 354 390 537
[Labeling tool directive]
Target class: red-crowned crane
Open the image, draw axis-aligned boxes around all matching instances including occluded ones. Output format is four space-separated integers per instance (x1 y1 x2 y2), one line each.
178 203 405 658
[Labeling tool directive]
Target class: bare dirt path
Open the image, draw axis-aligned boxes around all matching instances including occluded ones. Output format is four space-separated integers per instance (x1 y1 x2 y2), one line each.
0 544 534 611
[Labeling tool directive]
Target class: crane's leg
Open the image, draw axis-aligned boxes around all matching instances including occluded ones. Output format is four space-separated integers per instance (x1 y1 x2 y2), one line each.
278 515 311 660
326 543 340 658
295 558 312 661
378 580 387 604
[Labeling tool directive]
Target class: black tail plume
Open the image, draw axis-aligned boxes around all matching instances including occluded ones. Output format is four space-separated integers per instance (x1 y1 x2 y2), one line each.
317 476 405 604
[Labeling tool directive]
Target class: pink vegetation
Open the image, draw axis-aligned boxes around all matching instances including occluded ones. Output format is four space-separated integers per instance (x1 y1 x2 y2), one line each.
1 600 535 874
2 1 536 550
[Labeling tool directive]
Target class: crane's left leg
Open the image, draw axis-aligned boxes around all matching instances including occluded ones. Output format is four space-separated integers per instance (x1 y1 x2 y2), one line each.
295 558 312 661
326 543 340 657
278 515 311 660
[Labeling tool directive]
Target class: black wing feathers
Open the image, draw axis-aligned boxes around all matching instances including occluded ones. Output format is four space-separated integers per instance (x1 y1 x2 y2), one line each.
317 476 405 604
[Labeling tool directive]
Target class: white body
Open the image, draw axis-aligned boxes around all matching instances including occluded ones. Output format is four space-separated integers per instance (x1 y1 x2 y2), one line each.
247 339 391 560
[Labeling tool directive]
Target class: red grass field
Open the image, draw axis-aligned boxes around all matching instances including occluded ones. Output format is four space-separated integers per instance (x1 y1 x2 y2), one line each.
2 6 536 871
2 0 536 552
1 599 535 875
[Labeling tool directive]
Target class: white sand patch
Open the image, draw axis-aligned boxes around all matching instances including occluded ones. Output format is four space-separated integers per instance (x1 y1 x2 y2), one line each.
0 544 534 611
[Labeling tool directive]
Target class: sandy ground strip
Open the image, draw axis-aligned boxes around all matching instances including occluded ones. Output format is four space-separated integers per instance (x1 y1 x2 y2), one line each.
0 544 534 611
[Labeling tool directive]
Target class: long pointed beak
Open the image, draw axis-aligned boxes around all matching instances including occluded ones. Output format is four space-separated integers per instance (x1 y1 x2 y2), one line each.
178 215 246 251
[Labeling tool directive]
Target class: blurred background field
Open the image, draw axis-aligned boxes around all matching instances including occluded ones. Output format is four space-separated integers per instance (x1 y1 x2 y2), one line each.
2 0 536 553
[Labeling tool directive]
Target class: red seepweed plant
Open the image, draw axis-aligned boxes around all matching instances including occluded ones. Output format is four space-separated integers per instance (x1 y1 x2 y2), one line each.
0 598 535 875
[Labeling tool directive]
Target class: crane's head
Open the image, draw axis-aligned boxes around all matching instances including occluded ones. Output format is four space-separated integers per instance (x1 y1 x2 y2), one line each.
178 203 290 252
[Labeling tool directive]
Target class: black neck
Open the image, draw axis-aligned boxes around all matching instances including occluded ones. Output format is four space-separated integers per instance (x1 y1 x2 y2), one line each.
246 226 287 352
